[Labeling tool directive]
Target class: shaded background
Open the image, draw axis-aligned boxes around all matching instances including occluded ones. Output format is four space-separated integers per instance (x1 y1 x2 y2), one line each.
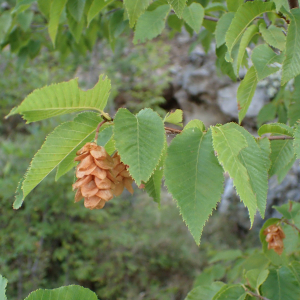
1 15 300 300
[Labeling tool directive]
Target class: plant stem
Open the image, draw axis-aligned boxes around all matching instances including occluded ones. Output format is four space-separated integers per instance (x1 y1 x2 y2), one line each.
164 126 182 134
284 219 300 234
94 120 106 142
245 289 271 300
267 136 293 140
204 15 219 22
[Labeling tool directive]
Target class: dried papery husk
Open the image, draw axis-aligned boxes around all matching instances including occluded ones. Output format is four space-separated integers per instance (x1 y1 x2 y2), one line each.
263 224 285 255
73 142 118 210
111 152 134 196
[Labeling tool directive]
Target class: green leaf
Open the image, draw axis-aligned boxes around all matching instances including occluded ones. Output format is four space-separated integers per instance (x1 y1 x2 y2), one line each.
25 285 98 300
273 0 289 11
164 109 183 126
17 11 34 32
215 12 235 47
234 124 269 218
67 10 85 43
87 0 114 25
37 0 52 18
124 0 152 27
212 123 267 224
269 140 294 177
55 118 112 181
257 103 277 127
261 267 300 300
289 261 300 284
294 121 300 159
7 75 110 123
283 223 300 254
184 119 205 131
225 1 275 61
258 123 293 137
0 12 12 43
289 75 300 126
226 0 244 12
216 44 236 81
193 265 226 287
0 275 8 300
209 249 243 263
273 201 300 219
237 66 258 123
277 154 295 183
282 9 300 85
165 128 224 244
245 269 269 290
114 108 165 185
67 0 86 22
20 112 102 203
205 3 227 13
235 24 258 75
145 142 167 204
11 0 35 13
133 5 170 44
259 23 286 51
185 282 225 300
167 14 183 31
48 0 68 46
168 0 187 17
213 284 246 300
182 3 204 33
257 137 271 171
252 44 284 81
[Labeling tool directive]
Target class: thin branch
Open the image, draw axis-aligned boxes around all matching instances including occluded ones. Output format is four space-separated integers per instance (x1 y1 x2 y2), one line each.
164 126 182 134
284 219 300 234
204 15 219 22
267 135 293 140
94 120 106 142
245 289 271 300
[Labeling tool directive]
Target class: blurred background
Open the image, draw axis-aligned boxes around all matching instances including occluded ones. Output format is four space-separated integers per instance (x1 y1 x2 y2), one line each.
1 3 300 299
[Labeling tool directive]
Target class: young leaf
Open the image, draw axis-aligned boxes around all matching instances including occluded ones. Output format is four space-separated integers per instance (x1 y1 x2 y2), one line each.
164 109 183 127
235 24 258 75
269 140 295 177
289 75 300 126
185 282 225 300
237 66 258 123
133 5 170 44
145 142 167 204
182 3 204 34
282 9 300 84
245 269 269 290
124 0 152 27
293 121 300 159
168 0 187 18
184 119 205 131
259 24 286 51
25 285 98 300
212 123 261 225
258 123 293 137
0 275 8 300
6 75 111 123
261 267 300 300
87 0 114 25
114 108 165 186
213 284 246 300
215 12 235 48
165 128 224 245
216 44 236 81
252 44 284 81
20 112 102 204
48 0 68 46
225 1 275 61
277 155 296 183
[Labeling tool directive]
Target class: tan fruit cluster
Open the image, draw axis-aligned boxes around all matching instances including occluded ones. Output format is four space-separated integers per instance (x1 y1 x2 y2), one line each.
263 224 285 255
72 142 133 210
